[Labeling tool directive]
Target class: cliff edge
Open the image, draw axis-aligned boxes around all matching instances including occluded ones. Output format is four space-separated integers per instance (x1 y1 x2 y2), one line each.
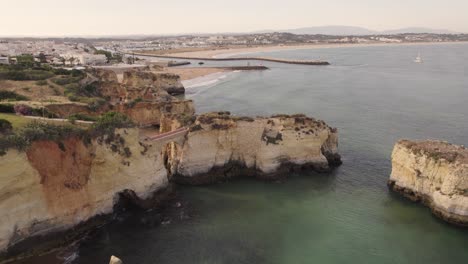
388 140 468 226
0 112 341 260
0 128 171 259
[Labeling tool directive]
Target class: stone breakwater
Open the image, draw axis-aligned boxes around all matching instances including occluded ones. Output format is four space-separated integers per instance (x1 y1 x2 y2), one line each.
0 114 341 261
388 140 468 226
131 53 330 66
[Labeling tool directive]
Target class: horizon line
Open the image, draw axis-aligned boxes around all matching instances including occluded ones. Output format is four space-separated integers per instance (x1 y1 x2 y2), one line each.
0 25 466 39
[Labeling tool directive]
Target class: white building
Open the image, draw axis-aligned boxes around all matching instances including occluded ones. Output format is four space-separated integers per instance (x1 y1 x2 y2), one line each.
0 56 9 65
377 37 402 43
79 54 107 65
60 53 107 66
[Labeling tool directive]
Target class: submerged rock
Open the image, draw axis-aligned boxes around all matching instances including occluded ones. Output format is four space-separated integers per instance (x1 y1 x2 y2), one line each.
110 255 123 264
388 140 468 226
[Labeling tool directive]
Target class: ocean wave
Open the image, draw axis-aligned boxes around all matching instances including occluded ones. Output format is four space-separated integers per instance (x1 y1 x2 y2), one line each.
57 249 79 264
182 71 237 94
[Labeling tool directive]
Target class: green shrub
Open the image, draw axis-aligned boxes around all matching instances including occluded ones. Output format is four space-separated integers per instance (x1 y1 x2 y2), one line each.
67 95 80 102
30 107 57 118
0 135 27 155
82 84 98 95
52 76 83 86
35 80 48 86
57 74 99 101
68 113 98 122
0 67 54 81
0 121 85 155
92 112 134 136
71 69 84 77
0 91 29 101
0 104 15 113
87 98 106 111
52 68 70 75
64 83 80 92
68 115 77 124
0 119 12 134
19 122 83 142
126 97 143 108
16 55 35 67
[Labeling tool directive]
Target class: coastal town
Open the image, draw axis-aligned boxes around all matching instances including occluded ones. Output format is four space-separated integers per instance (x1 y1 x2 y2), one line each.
1 26 468 264
1 32 468 67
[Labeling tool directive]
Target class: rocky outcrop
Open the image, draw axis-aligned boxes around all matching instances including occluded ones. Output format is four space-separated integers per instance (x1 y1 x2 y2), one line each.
91 69 185 104
110 255 123 264
116 100 195 127
0 129 170 259
122 71 185 96
388 140 468 226
45 103 108 118
0 112 342 260
172 112 341 184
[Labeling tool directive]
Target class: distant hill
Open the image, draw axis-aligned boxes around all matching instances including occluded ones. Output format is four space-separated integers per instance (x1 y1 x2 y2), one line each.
380 27 458 35
256 26 460 36
284 26 376 35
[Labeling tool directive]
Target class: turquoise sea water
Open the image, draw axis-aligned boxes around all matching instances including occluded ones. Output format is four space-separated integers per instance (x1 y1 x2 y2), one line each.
18 43 468 263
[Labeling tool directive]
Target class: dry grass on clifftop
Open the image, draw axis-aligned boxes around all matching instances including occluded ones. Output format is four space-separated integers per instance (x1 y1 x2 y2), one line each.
399 139 468 164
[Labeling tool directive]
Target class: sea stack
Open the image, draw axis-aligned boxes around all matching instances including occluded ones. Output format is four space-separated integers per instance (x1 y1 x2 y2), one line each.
388 140 468 226
172 112 341 184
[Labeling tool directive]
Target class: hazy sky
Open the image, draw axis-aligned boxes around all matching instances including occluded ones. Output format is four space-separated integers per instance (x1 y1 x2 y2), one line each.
2 0 467 36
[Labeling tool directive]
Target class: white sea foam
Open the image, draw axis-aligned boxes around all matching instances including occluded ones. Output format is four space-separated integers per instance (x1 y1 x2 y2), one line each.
182 71 238 95
58 249 79 264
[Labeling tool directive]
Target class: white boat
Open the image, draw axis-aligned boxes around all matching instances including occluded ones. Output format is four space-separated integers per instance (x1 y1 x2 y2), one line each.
414 53 423 63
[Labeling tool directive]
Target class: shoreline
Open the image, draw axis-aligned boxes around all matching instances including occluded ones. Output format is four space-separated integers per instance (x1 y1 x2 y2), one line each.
162 67 229 81
155 40 468 89
164 66 267 90
182 71 234 90
160 41 468 59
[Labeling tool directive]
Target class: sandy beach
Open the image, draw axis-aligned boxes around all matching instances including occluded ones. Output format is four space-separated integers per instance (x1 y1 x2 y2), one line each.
158 41 468 59
161 67 228 81
155 41 468 88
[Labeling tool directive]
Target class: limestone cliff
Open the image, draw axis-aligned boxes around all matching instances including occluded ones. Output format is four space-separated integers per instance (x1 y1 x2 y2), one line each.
45 103 107 118
172 112 341 184
121 71 185 96
0 112 342 260
94 69 185 102
388 140 468 226
115 100 195 127
0 129 170 258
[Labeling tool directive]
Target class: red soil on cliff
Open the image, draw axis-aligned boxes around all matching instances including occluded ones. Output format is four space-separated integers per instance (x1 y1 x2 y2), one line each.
26 138 95 214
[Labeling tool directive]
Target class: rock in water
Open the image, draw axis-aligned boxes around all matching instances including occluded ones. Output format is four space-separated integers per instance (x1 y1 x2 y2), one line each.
110 255 123 264
388 140 468 226
172 112 342 184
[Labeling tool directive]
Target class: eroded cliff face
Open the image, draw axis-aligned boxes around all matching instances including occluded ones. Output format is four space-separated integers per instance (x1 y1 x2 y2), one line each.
0 129 169 257
122 71 185 96
172 113 341 184
86 69 185 103
388 140 468 226
116 100 195 127
86 69 195 127
45 103 108 118
0 112 342 259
